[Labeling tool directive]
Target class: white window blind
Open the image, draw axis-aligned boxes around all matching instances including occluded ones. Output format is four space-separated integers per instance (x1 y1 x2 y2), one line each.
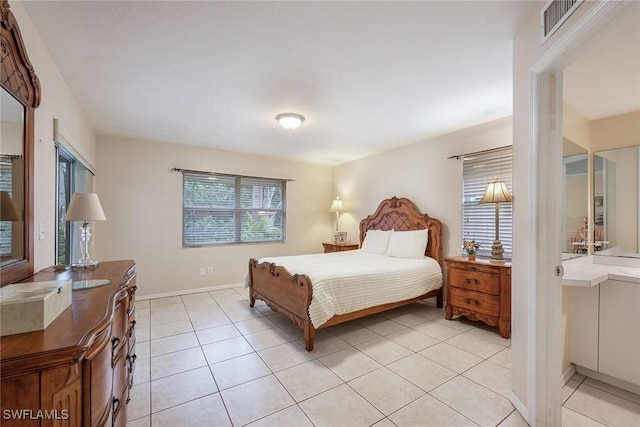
462 146 513 259
0 157 13 256
182 171 286 246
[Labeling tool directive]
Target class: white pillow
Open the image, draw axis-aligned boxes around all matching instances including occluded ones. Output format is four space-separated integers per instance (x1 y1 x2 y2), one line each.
386 229 429 259
361 230 393 254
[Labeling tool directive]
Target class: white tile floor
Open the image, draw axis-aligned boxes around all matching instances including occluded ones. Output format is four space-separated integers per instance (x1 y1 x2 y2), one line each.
126 288 640 427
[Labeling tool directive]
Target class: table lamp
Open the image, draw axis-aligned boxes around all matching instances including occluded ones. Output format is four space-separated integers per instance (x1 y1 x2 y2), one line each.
479 177 513 263
65 193 106 267
329 197 344 232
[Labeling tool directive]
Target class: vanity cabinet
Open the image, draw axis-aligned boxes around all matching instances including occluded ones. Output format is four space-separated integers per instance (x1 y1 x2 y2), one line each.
598 280 640 386
0 260 136 426
568 278 640 389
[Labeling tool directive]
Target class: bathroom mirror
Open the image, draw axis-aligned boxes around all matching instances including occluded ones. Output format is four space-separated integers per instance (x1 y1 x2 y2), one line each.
594 146 639 258
563 138 589 256
0 1 40 286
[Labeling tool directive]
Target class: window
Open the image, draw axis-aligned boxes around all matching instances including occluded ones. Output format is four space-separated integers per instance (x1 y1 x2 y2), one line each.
462 146 513 259
182 172 286 246
0 156 15 258
57 151 73 265
55 144 93 265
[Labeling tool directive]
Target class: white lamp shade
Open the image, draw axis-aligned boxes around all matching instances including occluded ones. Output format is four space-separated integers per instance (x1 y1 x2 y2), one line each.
479 178 513 204
0 191 20 221
65 193 106 221
329 197 344 212
276 113 305 130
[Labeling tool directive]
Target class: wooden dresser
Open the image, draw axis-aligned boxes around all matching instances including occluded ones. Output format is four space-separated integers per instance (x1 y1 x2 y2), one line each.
322 243 359 253
444 256 511 338
0 260 137 427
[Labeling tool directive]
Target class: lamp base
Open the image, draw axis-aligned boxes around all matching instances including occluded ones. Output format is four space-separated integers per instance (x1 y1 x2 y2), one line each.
490 239 506 263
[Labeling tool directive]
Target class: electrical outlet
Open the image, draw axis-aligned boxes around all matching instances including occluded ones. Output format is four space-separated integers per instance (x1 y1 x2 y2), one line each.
207 267 213 275
199 268 205 276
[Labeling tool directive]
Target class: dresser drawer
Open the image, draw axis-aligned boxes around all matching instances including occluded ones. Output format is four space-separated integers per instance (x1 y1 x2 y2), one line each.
448 287 500 317
448 268 500 295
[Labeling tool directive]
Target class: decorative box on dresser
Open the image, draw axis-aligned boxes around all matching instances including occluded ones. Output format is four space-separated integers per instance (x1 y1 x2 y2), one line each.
444 256 511 339
0 260 137 427
322 243 359 253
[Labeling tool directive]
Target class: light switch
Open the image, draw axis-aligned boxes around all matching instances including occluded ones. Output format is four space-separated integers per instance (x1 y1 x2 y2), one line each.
39 222 45 240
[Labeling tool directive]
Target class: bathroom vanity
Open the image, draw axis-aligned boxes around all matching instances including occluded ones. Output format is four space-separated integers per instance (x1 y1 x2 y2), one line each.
563 255 640 393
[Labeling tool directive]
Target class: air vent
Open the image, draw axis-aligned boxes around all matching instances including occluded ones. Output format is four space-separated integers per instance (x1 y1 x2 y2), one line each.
541 0 584 43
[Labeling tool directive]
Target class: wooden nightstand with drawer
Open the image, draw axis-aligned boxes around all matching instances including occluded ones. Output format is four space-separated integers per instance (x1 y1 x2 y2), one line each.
444 256 511 338
322 243 359 253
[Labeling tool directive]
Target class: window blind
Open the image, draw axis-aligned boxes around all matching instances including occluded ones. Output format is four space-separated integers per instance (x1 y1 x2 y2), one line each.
462 146 513 259
0 158 12 256
182 172 286 246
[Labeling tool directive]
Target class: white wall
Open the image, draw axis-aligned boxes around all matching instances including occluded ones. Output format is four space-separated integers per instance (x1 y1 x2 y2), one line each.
94 135 332 297
512 0 632 423
332 116 512 259
10 1 97 271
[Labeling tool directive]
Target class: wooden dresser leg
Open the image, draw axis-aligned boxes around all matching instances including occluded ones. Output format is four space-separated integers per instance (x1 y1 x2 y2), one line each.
499 321 510 339
249 291 256 307
445 304 453 320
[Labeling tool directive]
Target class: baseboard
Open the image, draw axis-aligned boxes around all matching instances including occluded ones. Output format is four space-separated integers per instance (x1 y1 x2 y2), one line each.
136 282 245 301
508 391 529 424
575 365 640 395
563 364 577 385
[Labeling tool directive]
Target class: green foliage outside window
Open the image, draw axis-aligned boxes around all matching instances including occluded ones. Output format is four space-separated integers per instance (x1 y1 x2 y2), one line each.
182 172 286 246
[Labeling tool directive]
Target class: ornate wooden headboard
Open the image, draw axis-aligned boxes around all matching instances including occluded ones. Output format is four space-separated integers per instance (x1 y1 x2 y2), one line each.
359 196 443 269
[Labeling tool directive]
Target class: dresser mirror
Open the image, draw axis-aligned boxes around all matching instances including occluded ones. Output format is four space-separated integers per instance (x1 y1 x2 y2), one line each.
0 0 40 286
1 88 25 267
563 138 588 257
593 146 639 258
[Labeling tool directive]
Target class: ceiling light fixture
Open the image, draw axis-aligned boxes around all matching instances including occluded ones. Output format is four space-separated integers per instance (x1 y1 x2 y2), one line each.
276 113 305 130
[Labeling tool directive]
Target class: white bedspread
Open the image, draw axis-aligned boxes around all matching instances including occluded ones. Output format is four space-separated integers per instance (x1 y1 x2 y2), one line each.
258 250 443 327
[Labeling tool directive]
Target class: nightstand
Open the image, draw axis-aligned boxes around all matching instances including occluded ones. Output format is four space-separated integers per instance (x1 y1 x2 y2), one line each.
322 243 359 253
444 256 511 338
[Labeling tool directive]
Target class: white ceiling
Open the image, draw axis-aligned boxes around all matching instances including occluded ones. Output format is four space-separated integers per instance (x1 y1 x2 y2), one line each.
21 2 638 166
22 1 534 166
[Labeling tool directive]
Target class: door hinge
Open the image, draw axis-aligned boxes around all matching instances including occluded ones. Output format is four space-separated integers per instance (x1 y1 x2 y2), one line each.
555 265 564 276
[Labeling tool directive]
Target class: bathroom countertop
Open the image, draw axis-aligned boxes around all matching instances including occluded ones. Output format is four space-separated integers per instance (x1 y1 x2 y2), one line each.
562 255 640 287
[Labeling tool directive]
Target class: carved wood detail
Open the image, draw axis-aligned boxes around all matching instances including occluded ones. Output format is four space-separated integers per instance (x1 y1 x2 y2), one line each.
359 196 444 270
444 256 511 339
0 0 40 286
0 0 40 108
1 261 137 426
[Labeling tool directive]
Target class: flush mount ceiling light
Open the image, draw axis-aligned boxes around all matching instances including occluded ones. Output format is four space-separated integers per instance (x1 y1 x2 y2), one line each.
276 113 305 130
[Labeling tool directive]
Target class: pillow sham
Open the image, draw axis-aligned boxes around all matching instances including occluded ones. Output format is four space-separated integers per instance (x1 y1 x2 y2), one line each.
360 229 393 255
386 229 429 259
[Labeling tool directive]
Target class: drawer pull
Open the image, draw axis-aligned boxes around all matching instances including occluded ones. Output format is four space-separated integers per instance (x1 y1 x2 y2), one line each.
464 278 480 285
465 266 478 271
464 298 480 306
127 354 137 374
128 320 136 337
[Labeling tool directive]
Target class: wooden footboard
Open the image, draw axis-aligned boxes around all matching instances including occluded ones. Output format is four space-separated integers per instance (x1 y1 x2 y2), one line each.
249 258 443 351
248 258 316 350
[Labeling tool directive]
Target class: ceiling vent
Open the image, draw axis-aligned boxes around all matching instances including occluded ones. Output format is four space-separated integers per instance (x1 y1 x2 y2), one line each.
541 0 584 43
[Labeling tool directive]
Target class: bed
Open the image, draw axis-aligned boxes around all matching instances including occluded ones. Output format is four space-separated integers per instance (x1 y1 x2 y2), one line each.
248 196 444 351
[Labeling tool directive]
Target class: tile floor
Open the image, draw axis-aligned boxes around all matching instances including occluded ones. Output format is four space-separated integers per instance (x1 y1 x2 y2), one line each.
126 287 640 427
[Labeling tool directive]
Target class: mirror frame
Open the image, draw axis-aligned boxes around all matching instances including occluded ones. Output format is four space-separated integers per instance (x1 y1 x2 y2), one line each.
1 0 40 286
